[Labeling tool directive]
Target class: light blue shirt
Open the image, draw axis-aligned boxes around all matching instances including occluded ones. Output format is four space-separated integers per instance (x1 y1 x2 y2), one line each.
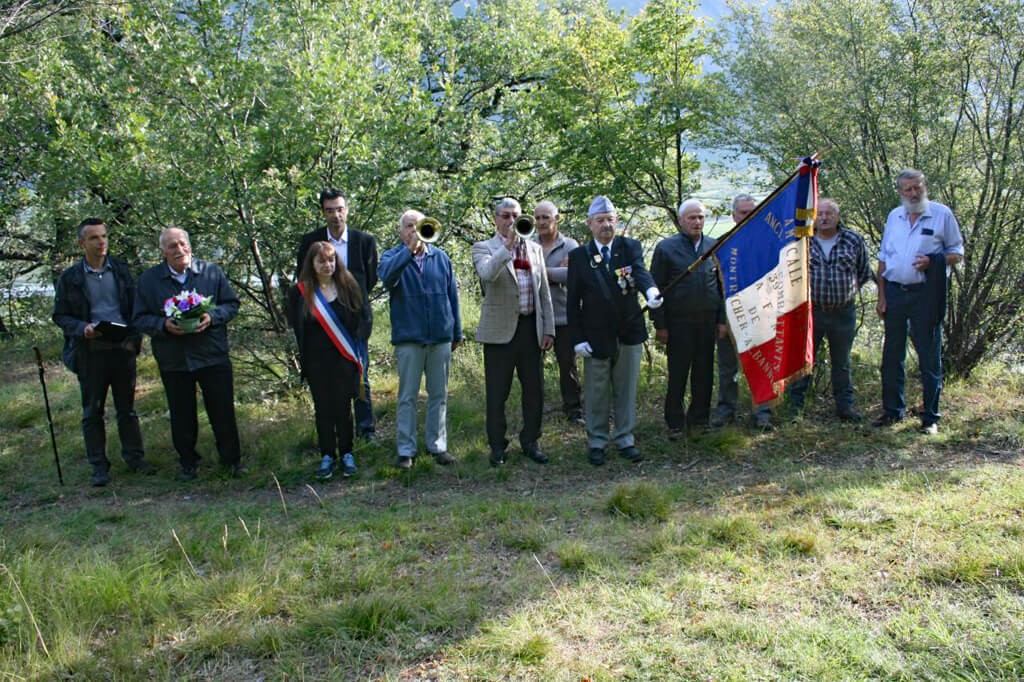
879 200 964 285
324 226 350 268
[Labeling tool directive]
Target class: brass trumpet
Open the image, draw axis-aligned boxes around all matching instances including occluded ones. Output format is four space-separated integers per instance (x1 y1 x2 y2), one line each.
514 214 536 240
415 217 442 244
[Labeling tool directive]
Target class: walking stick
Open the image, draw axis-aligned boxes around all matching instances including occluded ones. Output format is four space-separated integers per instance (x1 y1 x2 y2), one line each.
32 346 64 486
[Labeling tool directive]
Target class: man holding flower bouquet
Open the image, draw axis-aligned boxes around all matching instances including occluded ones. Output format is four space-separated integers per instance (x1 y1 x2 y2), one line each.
133 227 243 481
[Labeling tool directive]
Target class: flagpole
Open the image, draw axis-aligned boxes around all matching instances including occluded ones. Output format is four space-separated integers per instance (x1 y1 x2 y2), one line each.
635 153 821 322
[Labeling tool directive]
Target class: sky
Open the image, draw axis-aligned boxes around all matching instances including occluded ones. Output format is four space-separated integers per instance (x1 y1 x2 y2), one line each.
610 0 733 20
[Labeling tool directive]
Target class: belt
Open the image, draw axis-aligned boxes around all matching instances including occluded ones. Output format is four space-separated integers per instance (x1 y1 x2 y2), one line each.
814 300 854 313
887 281 924 292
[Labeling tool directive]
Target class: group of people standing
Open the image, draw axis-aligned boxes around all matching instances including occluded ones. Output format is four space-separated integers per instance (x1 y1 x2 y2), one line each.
52 169 963 486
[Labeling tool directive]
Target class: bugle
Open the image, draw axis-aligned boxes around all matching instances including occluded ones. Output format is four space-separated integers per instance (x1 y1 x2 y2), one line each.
514 214 535 239
415 217 442 244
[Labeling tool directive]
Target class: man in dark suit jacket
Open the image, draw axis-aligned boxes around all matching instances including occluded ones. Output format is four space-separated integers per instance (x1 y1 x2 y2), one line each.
650 199 725 439
566 196 661 466
295 188 379 439
53 218 153 486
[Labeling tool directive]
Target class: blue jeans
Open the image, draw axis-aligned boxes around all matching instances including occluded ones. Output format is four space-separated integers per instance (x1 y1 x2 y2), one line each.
880 282 943 425
789 301 857 412
394 342 451 457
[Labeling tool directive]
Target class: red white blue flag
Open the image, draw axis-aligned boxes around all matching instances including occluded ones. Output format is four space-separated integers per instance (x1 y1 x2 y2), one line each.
717 158 819 404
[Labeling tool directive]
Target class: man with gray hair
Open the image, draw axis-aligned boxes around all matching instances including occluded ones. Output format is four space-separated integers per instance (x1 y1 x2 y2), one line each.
534 200 583 424
378 210 462 469
133 227 243 480
788 198 873 419
472 198 555 466
567 196 661 465
650 199 725 438
875 169 964 434
713 193 774 430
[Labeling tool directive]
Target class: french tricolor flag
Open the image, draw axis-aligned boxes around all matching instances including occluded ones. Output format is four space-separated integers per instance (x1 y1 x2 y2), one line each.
717 158 819 404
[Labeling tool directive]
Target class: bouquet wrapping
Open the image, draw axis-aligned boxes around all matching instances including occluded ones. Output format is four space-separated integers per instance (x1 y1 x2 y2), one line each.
163 290 215 333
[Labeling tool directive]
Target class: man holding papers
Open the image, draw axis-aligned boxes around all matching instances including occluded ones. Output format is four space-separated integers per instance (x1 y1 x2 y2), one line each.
53 218 153 486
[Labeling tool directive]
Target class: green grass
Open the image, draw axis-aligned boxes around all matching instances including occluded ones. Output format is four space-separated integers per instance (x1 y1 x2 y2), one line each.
1 303 1023 680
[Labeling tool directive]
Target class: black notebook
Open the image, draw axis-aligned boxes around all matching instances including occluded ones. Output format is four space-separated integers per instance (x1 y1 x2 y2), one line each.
95 320 129 342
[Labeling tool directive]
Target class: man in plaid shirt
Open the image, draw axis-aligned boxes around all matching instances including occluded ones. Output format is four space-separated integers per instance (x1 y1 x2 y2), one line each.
788 198 873 420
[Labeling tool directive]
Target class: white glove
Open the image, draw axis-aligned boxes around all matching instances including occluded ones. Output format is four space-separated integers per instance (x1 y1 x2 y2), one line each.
574 342 594 358
646 287 663 310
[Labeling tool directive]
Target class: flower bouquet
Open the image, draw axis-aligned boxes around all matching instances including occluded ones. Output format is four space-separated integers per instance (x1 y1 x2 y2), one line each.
163 289 215 333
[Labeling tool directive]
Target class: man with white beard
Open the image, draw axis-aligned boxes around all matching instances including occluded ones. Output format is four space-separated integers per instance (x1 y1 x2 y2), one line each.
874 169 964 434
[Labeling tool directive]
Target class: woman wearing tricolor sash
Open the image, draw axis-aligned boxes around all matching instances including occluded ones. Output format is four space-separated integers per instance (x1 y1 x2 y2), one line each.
289 242 370 480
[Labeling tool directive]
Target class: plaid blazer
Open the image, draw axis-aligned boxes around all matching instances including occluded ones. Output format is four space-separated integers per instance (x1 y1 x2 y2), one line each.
471 234 554 345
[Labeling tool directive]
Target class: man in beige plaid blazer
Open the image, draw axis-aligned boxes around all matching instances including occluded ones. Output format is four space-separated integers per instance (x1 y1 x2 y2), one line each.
472 197 555 467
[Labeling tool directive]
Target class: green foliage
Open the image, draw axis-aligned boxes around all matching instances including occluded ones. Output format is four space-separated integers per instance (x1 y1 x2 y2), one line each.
606 481 671 521
1 0 714 359
555 539 597 572
715 0 1024 377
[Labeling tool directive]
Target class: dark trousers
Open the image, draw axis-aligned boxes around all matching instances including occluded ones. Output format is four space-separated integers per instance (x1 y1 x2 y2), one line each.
160 363 241 469
664 312 716 430
789 301 857 411
305 347 358 457
483 314 543 452
553 324 582 414
881 282 943 425
78 347 145 469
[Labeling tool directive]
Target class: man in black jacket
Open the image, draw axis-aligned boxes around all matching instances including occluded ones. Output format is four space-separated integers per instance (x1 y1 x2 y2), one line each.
53 218 153 486
295 189 378 439
650 199 725 438
133 227 242 481
567 196 661 466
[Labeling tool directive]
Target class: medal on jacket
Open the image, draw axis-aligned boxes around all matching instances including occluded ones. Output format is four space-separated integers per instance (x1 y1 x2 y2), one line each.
614 266 634 294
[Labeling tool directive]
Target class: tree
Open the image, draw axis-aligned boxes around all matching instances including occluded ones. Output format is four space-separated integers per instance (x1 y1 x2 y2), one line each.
716 0 1024 377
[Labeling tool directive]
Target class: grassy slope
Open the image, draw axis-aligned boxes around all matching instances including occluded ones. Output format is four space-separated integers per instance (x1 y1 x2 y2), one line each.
1 300 1023 681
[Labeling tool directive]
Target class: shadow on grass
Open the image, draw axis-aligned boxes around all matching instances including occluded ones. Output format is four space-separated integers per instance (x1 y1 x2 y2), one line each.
3 332 1024 679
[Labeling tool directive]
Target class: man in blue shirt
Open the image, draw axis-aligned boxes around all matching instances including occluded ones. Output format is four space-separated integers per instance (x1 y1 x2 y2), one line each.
378 210 462 469
875 170 964 434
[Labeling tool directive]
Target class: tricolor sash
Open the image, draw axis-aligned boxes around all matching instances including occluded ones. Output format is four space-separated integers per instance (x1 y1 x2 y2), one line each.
297 282 367 378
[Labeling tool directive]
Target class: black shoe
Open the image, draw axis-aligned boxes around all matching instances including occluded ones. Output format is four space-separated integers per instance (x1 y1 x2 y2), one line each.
836 408 863 422
872 413 903 428
522 443 549 464
566 409 585 426
619 445 643 462
90 466 110 487
711 413 734 428
588 448 606 466
396 455 413 470
126 458 157 475
226 462 246 478
755 414 774 431
489 450 507 467
667 428 685 441
176 466 198 482
433 451 456 466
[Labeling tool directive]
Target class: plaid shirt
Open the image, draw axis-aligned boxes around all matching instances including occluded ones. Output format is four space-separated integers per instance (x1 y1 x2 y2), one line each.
513 240 535 315
809 226 872 309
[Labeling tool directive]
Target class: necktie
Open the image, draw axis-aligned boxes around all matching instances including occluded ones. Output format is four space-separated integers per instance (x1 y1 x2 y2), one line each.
601 245 610 268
